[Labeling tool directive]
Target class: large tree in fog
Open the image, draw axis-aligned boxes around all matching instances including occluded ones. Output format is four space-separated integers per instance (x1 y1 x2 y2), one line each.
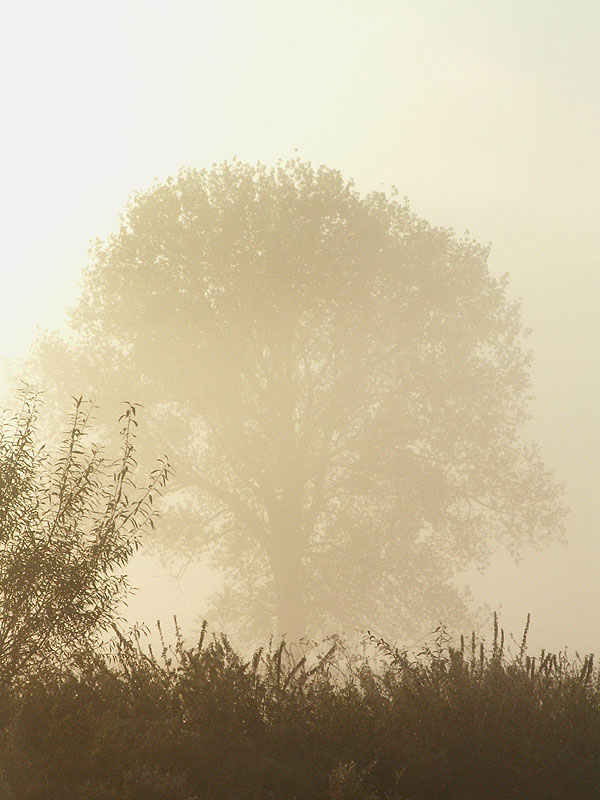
33 159 564 639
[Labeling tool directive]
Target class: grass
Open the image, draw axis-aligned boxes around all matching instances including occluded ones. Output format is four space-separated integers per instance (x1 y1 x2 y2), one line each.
0 614 598 799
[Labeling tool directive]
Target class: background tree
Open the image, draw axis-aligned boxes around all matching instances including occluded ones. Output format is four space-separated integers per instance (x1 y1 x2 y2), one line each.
31 158 565 641
0 389 169 684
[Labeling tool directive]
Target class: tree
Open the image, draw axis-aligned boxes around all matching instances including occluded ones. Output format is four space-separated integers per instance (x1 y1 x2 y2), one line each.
0 389 170 683
31 158 565 641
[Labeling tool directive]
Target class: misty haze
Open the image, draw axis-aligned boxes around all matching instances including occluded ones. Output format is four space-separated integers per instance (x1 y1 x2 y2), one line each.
0 1 598 797
28 157 566 645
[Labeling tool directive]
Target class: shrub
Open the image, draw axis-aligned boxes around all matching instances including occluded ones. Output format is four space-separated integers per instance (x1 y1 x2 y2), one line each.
0 390 170 685
0 616 598 798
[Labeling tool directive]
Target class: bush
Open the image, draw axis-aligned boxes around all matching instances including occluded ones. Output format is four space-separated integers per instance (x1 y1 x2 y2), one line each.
0 390 170 685
0 617 598 799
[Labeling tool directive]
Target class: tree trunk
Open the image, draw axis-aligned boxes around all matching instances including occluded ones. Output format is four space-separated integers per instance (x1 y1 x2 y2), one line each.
266 469 310 640
270 544 306 641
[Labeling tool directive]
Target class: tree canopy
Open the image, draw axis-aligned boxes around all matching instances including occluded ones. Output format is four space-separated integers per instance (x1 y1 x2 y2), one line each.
32 158 565 640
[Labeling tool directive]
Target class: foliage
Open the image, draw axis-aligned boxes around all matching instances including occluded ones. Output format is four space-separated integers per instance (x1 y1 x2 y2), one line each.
0 389 170 685
0 617 598 799
31 158 566 639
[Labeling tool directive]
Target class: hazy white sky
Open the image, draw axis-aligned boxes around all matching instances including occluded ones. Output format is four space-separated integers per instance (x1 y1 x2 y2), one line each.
1 0 598 653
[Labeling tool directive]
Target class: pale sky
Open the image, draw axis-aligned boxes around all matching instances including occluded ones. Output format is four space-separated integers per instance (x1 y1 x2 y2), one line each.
1 0 598 654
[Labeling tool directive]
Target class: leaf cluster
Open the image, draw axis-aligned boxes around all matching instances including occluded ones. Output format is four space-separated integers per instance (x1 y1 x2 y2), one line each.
0 389 170 685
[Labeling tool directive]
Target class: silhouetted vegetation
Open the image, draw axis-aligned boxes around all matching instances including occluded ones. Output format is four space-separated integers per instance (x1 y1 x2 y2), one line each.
0 391 170 687
0 617 597 799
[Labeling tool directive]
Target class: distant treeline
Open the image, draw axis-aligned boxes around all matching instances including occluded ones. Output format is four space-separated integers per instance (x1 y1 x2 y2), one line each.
0 618 598 799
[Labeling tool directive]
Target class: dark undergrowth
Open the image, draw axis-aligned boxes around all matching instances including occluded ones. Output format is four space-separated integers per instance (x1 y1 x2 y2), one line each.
0 615 598 799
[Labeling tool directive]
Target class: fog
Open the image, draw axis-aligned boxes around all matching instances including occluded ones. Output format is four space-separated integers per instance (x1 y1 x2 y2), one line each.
1 0 598 655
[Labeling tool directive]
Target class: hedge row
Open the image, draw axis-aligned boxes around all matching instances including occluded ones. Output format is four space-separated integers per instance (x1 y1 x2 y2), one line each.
0 619 598 799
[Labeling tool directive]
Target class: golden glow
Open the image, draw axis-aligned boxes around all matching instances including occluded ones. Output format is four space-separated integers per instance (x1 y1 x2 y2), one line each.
0 0 597 653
